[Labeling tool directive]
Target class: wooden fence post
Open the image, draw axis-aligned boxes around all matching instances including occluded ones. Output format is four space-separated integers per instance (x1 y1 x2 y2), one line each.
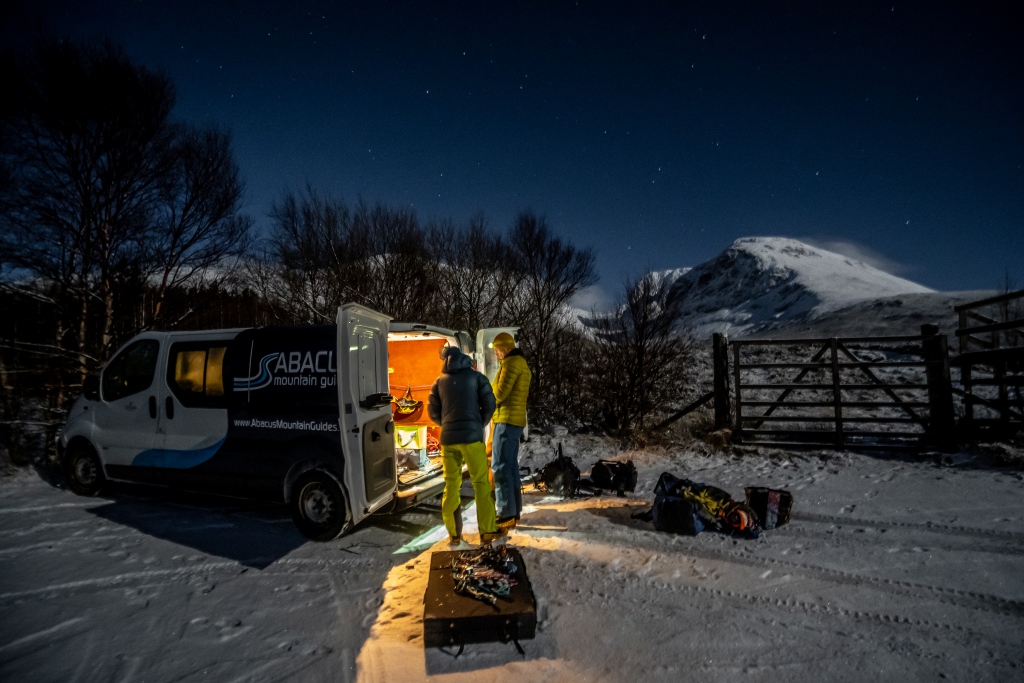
958 309 974 429
922 324 956 451
713 333 731 430
830 338 843 447
732 342 743 443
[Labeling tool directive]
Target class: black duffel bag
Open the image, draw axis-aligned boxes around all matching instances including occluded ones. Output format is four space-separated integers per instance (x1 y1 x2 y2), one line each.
590 459 638 496
632 472 712 535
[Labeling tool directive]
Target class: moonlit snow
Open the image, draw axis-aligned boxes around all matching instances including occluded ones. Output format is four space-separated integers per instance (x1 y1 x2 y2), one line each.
591 237 939 339
2 434 1022 682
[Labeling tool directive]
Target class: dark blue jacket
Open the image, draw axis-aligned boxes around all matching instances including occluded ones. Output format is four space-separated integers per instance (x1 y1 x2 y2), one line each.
428 347 495 445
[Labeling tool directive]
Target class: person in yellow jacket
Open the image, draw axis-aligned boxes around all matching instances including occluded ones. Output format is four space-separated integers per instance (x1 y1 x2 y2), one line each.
490 332 532 530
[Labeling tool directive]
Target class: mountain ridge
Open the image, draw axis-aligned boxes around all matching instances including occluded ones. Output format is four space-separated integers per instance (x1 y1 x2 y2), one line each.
575 237 988 339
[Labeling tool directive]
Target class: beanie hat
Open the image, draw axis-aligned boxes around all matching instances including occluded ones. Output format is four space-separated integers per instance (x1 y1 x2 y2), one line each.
492 332 516 352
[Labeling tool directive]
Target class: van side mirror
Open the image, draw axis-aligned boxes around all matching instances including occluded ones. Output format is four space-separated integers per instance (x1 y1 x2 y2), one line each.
83 374 100 401
360 392 393 410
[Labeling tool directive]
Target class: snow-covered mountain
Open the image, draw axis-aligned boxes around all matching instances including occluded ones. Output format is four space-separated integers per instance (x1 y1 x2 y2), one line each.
668 237 934 337
569 236 989 340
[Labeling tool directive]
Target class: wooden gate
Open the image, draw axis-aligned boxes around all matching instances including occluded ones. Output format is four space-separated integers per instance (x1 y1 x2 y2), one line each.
732 328 954 450
955 289 1024 432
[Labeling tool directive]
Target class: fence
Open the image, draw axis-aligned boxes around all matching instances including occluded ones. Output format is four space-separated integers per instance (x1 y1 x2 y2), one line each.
729 326 954 450
955 289 1024 431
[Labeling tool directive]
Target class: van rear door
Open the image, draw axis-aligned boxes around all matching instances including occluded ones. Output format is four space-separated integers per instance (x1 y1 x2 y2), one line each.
474 327 520 383
474 327 524 443
338 304 396 523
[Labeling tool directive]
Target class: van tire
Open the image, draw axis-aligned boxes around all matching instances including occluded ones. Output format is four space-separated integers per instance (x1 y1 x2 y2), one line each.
291 470 348 542
65 441 105 496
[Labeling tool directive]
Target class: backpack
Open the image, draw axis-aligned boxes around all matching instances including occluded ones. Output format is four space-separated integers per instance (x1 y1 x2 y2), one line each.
744 487 793 530
651 494 705 535
635 472 761 539
537 443 580 498
590 459 638 496
632 472 714 535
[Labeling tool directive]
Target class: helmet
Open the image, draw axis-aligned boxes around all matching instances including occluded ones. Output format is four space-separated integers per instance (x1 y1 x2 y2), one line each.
492 333 515 352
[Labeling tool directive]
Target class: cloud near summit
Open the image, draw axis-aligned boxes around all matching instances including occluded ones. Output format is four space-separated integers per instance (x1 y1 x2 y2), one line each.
799 238 913 277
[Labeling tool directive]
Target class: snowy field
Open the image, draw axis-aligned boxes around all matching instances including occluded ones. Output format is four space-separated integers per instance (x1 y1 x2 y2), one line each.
2 436 1024 682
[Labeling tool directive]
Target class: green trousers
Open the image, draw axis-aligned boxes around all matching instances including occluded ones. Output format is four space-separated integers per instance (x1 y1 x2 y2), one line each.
440 441 497 538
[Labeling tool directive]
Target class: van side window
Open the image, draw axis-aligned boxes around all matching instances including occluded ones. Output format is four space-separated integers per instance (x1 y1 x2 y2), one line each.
102 340 160 402
167 343 228 408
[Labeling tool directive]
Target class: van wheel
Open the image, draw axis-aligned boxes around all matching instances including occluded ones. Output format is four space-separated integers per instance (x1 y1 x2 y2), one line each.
65 442 105 496
291 470 348 542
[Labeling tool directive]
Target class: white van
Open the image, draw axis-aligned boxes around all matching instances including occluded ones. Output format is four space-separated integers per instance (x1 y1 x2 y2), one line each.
59 303 516 541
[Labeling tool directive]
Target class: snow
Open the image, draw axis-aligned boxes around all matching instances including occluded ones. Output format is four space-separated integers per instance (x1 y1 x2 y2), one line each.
757 289 999 339
570 237 945 339
3 435 1024 682
652 237 934 339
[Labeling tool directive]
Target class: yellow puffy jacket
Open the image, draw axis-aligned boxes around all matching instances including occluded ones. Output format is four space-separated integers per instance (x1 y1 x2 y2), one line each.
491 349 531 427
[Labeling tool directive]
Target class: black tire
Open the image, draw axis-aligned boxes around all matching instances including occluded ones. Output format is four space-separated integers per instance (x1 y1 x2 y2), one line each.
291 470 349 542
64 441 105 496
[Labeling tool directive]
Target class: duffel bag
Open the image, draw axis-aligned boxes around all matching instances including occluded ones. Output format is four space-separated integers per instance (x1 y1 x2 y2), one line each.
590 459 638 495
651 494 705 536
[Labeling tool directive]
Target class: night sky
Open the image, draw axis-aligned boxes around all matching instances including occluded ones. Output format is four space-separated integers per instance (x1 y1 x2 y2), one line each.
5 1 1022 303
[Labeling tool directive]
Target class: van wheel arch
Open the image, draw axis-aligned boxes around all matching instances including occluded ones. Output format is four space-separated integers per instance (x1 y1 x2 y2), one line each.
282 438 346 500
64 437 106 496
290 468 351 541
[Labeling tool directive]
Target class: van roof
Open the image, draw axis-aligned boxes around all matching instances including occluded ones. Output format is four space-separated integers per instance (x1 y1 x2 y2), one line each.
151 328 248 340
389 322 459 337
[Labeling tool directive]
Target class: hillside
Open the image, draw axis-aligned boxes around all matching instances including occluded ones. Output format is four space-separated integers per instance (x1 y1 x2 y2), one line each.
753 289 996 339
604 236 952 339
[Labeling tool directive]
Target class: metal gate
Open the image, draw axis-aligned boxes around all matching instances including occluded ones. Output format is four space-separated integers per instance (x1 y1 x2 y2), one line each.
732 330 953 450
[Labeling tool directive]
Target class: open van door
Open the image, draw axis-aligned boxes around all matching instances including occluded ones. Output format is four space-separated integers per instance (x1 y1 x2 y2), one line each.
475 327 520 384
475 327 524 444
338 304 396 524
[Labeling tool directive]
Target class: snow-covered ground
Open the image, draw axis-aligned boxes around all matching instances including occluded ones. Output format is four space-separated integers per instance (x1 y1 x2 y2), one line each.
2 435 1024 682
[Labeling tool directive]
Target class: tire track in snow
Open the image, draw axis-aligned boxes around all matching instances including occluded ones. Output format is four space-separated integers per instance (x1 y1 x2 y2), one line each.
685 543 1024 618
0 520 91 538
0 554 389 602
776 521 1024 557
558 517 1024 619
537 541 1013 642
0 532 139 557
0 562 242 600
0 502 99 515
792 512 1024 541
0 617 85 660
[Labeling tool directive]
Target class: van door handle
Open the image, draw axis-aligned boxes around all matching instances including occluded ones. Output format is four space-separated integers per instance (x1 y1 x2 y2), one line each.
165 396 175 420
371 430 381 442
148 396 157 419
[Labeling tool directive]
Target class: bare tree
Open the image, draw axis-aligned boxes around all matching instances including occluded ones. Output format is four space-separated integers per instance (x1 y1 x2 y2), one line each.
427 214 521 334
503 211 597 407
261 187 352 323
354 202 437 322
146 127 252 327
0 38 252 463
587 272 694 436
0 39 175 384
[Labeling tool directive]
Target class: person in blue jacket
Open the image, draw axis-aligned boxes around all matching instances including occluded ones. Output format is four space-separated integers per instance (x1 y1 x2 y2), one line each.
428 345 502 546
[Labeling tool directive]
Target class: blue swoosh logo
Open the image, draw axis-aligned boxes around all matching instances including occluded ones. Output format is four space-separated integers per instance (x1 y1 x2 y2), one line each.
132 436 226 469
233 353 278 391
